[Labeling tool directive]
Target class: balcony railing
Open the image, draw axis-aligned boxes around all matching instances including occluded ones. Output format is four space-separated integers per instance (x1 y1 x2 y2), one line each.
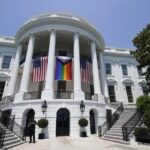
54 90 73 99
24 91 41 100
0 95 14 107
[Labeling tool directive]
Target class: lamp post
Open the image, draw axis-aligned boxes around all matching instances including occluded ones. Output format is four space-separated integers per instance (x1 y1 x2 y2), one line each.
80 100 85 116
41 100 47 117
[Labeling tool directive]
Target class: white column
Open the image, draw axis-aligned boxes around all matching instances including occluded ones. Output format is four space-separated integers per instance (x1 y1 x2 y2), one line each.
8 44 22 95
91 41 104 103
42 30 56 99
99 52 109 100
15 35 35 101
73 33 84 100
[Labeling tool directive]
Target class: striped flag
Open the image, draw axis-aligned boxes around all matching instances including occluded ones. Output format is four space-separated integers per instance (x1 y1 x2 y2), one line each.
32 56 48 82
80 58 92 84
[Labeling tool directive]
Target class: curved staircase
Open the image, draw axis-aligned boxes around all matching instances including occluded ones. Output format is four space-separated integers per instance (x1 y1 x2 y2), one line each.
103 108 136 144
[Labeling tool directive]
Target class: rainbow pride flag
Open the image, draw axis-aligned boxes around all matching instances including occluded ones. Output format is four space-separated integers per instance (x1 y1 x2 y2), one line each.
55 56 72 80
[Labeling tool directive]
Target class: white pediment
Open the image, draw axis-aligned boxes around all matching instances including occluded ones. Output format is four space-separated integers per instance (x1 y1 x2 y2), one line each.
122 78 133 84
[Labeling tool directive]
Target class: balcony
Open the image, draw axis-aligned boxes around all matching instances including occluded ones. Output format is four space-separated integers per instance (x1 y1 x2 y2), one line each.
23 91 41 100
54 90 73 99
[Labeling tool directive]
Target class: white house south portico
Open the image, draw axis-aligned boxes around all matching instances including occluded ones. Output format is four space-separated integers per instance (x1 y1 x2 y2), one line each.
7 13 106 138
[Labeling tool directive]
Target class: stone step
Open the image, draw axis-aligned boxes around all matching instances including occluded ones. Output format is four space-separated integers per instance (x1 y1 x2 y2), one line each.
5 133 15 138
103 137 130 144
5 130 12 134
105 132 123 136
104 134 123 140
3 141 26 150
3 138 21 147
4 136 18 142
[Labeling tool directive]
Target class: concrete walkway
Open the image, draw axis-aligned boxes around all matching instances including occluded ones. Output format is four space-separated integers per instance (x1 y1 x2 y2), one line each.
10 137 150 150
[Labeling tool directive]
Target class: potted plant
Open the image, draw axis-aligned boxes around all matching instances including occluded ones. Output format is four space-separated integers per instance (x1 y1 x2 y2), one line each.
78 117 88 137
37 118 49 139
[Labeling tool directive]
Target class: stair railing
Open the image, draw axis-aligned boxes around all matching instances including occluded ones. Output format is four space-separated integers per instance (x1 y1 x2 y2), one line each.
98 102 124 137
122 110 141 141
0 126 5 148
6 115 25 141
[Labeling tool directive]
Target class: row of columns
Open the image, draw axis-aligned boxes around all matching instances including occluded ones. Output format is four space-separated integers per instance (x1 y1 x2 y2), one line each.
9 30 105 103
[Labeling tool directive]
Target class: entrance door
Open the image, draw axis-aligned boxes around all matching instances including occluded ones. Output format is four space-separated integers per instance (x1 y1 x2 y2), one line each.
56 109 70 136
90 110 96 134
24 109 35 136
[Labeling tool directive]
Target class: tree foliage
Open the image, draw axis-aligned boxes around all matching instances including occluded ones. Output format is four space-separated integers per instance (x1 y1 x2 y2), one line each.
132 24 150 90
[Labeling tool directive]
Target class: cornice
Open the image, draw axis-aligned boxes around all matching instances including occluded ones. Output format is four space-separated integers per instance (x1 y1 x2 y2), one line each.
15 13 105 50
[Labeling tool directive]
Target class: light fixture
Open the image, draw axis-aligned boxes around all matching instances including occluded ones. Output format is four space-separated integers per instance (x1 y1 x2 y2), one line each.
41 100 47 114
80 100 85 114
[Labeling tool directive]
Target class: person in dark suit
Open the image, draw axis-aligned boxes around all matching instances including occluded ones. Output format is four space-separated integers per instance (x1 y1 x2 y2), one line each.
28 118 36 143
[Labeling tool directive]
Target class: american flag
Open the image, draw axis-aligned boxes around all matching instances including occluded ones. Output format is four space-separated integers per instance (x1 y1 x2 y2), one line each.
80 58 92 84
32 56 48 82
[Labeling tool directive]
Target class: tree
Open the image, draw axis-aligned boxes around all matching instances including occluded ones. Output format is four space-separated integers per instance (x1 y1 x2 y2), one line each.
132 24 150 91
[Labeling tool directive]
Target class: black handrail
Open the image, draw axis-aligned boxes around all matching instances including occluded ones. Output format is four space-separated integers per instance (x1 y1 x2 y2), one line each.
6 115 25 141
98 102 123 137
122 110 141 141
0 127 5 148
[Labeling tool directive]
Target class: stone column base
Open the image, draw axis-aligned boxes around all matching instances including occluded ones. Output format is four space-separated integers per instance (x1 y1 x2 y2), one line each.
74 90 85 100
41 89 54 100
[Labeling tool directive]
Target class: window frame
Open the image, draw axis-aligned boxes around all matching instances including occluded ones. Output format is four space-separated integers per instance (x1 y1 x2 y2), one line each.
125 85 133 103
1 55 12 69
105 63 112 75
108 85 116 102
121 64 128 76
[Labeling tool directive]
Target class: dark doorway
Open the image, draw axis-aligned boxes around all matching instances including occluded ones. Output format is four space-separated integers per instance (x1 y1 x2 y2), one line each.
1 109 11 126
24 109 35 136
56 109 70 136
0 82 5 101
90 110 96 134
106 109 112 128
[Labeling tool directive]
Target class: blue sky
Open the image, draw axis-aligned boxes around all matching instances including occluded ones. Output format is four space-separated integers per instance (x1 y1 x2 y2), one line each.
0 0 149 48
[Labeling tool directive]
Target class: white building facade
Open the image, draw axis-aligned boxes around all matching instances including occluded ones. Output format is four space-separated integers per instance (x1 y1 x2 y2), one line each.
0 13 148 138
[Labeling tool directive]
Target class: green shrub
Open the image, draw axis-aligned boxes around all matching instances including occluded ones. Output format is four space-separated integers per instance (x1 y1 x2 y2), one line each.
37 118 49 128
78 118 88 127
143 107 150 128
134 127 150 136
136 95 150 114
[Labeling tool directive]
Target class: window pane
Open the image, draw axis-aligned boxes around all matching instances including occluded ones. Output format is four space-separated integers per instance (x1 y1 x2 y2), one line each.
108 85 116 102
2 56 11 69
137 66 142 76
142 86 148 96
121 65 128 75
126 86 133 102
105 63 111 75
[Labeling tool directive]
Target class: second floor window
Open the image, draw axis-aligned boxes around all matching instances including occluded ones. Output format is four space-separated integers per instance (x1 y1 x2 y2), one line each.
137 66 142 76
2 56 11 69
126 86 133 102
108 85 116 102
142 86 148 96
121 64 128 75
105 63 111 75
